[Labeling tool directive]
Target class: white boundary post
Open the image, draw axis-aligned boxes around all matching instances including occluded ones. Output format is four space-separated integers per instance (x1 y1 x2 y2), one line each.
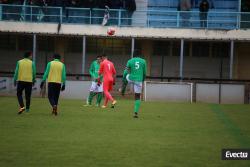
229 40 234 80
82 36 86 79
32 34 37 63
131 37 135 58
190 82 193 103
179 39 184 79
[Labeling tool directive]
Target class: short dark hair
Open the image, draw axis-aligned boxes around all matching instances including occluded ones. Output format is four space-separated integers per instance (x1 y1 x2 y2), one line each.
97 55 102 59
53 53 61 60
24 51 32 58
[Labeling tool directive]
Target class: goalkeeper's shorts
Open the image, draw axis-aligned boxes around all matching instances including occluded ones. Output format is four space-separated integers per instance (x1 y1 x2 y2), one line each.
126 75 142 94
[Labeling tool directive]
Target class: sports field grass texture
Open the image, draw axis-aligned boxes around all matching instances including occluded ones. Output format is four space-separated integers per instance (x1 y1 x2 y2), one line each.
0 97 250 167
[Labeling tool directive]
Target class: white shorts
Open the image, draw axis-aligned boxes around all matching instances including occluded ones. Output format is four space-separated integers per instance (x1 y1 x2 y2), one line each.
90 81 103 93
126 75 143 94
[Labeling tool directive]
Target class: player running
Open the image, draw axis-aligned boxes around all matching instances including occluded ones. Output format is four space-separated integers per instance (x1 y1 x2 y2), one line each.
121 54 147 118
98 54 117 108
14 51 36 114
85 55 103 107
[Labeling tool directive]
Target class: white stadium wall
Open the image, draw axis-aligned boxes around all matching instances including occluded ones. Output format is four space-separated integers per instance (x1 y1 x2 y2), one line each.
0 77 247 104
196 83 245 104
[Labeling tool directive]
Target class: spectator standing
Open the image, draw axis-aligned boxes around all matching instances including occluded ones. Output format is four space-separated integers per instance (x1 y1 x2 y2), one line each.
180 0 191 27
82 0 96 24
30 0 47 21
67 0 81 23
199 0 209 28
123 0 136 26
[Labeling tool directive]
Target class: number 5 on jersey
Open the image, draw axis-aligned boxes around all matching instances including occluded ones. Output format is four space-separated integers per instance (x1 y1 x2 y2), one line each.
135 62 140 70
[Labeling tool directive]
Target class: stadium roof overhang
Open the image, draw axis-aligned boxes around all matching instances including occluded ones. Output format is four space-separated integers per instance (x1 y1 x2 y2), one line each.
1 21 250 41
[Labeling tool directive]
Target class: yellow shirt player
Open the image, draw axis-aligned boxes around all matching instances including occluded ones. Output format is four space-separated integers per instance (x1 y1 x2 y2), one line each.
40 53 66 116
14 51 36 114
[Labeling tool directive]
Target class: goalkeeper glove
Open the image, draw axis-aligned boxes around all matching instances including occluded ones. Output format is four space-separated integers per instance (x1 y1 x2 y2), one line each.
96 77 101 86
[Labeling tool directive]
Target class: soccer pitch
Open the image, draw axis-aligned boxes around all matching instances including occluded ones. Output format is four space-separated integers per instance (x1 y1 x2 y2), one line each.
0 97 250 167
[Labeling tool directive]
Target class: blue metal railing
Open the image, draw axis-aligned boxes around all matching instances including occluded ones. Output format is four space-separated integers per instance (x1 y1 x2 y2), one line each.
0 4 249 30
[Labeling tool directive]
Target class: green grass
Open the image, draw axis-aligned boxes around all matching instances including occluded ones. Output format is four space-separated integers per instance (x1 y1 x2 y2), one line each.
0 97 250 167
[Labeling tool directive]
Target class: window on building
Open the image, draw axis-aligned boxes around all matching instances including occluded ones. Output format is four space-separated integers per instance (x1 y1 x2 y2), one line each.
0 34 16 50
86 38 130 56
37 36 55 52
66 37 82 53
212 42 230 58
153 40 170 56
18 35 33 51
192 41 210 57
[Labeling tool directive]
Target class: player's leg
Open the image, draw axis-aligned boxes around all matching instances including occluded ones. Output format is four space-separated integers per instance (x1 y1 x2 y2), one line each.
85 81 97 106
121 77 128 96
96 83 103 107
47 83 54 106
102 83 109 108
134 93 141 118
96 92 103 107
24 82 32 112
88 92 97 104
48 83 56 114
16 81 25 114
53 83 61 116
102 80 113 107
108 81 117 108
102 97 109 108
133 82 143 118
119 74 129 96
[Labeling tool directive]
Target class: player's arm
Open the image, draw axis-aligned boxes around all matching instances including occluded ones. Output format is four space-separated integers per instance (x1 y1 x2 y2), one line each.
42 62 51 81
32 62 36 83
97 62 104 84
89 62 95 79
61 64 66 84
61 64 66 91
122 66 130 82
98 62 103 75
13 61 19 83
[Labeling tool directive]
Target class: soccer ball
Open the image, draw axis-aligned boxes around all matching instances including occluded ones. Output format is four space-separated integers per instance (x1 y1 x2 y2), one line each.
107 27 115 36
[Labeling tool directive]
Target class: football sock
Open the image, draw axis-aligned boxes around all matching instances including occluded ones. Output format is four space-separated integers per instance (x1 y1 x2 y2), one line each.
88 92 96 105
104 98 108 106
97 93 103 105
104 91 114 102
134 100 141 113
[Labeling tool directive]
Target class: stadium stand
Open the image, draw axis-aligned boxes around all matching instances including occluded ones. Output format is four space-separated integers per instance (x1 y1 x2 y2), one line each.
0 0 245 29
147 0 240 29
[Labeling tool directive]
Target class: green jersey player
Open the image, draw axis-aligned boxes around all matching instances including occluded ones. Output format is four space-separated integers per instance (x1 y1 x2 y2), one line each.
121 55 147 118
85 55 103 107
